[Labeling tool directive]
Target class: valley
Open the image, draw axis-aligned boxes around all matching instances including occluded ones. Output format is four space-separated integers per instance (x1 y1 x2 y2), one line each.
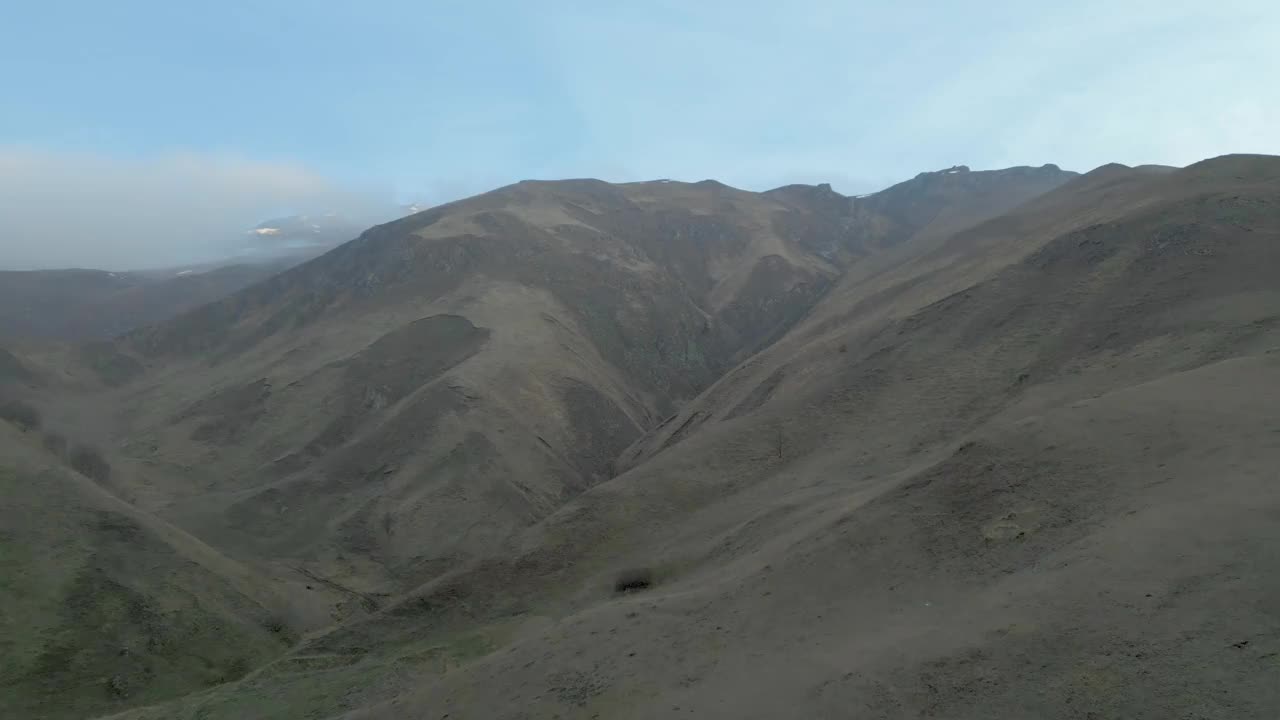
2 157 1278 720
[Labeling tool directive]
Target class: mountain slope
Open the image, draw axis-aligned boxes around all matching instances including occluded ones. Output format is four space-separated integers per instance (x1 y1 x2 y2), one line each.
328 155 1280 719
92 179 849 593
5 163 1106 719
76 170 1071 603
624 157 1273 467
0 416 339 720
97 155 1280 720
348 352 1280 720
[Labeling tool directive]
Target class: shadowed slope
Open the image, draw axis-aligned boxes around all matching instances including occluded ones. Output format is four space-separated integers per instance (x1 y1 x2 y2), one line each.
0 419 336 720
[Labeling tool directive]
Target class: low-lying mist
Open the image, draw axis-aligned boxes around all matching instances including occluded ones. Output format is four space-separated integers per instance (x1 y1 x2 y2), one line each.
0 146 404 271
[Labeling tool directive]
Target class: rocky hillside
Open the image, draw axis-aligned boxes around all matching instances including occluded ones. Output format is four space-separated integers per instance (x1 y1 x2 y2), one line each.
345 155 1279 720
5 163 1108 719
64 155 1280 720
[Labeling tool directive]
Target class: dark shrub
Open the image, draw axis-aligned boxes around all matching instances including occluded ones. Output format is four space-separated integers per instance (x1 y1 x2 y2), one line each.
69 444 112 483
613 568 654 593
105 674 131 698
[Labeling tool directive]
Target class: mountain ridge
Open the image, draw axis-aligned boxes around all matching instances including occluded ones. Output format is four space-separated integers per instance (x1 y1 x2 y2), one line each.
8 156 1280 720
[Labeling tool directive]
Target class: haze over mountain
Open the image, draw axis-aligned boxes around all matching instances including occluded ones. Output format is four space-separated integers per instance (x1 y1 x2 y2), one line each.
0 146 413 272
0 208 432 342
4 153 1279 719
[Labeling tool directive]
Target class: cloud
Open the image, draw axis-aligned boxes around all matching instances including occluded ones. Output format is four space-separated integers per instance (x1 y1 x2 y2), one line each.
0 147 397 270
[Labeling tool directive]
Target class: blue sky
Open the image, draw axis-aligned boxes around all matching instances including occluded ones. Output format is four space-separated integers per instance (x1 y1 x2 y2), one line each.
2 0 1278 268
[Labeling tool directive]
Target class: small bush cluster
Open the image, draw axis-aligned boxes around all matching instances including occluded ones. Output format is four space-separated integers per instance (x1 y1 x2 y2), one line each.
105 674 131 698
613 567 654 593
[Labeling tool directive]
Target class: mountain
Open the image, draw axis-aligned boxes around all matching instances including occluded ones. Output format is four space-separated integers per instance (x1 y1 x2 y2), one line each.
87 168 1075 599
351 155 1280 720
2 164 1077 718
8 157 1280 719
0 212 384 342
236 214 373 262
0 263 293 342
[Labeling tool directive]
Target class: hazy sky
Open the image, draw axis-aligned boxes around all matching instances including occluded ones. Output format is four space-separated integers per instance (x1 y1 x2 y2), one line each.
2 0 1278 269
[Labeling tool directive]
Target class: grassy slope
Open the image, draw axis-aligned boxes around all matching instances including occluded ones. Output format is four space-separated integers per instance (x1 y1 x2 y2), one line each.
0 422 302 719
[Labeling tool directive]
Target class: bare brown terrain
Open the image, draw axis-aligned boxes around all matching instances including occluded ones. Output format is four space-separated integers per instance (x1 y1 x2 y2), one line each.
4 156 1279 720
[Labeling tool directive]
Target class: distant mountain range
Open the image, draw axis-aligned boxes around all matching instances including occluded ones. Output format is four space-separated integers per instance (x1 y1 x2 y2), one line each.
0 205 430 341
236 213 370 260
